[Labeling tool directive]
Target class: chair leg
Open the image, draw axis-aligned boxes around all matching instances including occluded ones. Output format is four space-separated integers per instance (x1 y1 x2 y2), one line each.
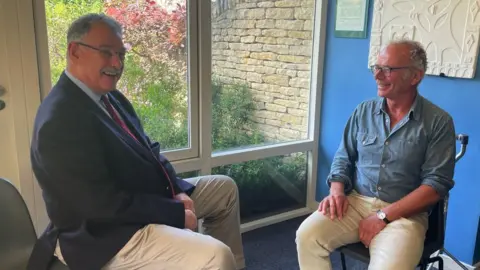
340 252 347 270
419 260 427 270
424 257 444 270
437 257 444 270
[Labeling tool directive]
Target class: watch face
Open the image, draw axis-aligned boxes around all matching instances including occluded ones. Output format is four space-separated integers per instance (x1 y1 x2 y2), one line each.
377 211 386 219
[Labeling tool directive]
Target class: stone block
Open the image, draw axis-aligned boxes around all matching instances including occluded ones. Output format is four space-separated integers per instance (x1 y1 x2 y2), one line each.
289 77 310 88
276 69 297 77
241 36 256 43
263 74 290 87
288 30 312 39
262 29 288 37
289 45 312 56
275 0 301 7
265 103 287 112
250 52 278 60
294 7 314 20
275 20 304 30
236 8 265 20
287 108 308 117
274 99 299 108
304 20 313 31
257 1 274 7
233 20 256 29
266 8 294 19
263 44 290 54
246 72 263 83
255 36 277 44
277 55 310 64
255 19 275 29
276 37 303 45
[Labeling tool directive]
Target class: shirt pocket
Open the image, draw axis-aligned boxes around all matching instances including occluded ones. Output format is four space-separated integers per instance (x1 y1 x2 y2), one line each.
397 138 425 170
356 132 382 165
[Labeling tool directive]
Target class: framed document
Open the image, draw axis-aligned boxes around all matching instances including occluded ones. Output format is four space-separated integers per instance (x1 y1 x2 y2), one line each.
334 0 369 38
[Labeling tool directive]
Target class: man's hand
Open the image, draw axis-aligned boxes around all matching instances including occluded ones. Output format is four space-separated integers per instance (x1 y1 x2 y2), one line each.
358 214 387 247
318 182 348 220
184 209 197 230
175 192 195 213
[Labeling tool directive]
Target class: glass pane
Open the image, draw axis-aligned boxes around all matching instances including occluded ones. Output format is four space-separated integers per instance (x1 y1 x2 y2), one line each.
212 152 307 222
177 170 199 179
45 0 189 151
211 1 315 153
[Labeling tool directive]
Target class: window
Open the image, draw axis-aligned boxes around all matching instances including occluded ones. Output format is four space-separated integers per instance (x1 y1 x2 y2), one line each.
35 0 325 228
211 0 315 153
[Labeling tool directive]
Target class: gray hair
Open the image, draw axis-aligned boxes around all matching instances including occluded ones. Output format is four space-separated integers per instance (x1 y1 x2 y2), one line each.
386 39 428 72
67 13 123 43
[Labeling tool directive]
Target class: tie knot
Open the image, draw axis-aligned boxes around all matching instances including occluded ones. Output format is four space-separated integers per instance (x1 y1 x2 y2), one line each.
101 94 110 104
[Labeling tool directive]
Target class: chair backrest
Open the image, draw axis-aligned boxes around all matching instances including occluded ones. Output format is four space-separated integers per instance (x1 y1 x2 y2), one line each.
425 199 445 247
0 178 38 269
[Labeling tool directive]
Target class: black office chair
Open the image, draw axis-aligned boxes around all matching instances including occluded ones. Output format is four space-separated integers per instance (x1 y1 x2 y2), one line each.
338 199 445 270
0 177 68 270
338 134 470 270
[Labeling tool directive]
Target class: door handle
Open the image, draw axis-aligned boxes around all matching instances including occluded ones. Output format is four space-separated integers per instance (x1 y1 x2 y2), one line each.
0 86 5 111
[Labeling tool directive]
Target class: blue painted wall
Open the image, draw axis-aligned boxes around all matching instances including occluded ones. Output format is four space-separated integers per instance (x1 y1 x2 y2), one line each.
316 0 480 265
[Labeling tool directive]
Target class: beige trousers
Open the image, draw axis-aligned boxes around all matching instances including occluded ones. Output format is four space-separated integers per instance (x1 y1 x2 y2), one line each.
55 175 245 270
296 191 428 270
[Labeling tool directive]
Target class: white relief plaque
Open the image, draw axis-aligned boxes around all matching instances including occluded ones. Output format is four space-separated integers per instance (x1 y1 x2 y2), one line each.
368 0 480 78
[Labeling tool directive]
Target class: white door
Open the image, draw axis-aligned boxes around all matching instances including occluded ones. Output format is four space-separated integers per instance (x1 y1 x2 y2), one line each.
0 0 45 233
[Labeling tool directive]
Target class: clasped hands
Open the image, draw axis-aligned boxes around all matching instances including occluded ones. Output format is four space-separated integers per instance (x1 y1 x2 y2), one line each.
175 193 197 230
318 186 387 248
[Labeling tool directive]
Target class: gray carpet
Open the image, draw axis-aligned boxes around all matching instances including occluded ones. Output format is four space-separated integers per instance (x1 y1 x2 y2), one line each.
242 215 367 270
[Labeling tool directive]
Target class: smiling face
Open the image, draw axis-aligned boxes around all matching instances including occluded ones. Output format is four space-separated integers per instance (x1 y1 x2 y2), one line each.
373 44 424 100
67 22 126 95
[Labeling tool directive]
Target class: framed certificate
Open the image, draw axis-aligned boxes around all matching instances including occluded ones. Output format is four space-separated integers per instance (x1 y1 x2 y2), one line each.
334 0 370 38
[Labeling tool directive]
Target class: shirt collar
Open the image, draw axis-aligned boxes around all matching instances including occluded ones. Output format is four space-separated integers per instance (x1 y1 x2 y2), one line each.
374 93 423 121
64 70 103 103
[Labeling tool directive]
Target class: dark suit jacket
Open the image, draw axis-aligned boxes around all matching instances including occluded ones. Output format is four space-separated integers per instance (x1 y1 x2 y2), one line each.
27 73 195 270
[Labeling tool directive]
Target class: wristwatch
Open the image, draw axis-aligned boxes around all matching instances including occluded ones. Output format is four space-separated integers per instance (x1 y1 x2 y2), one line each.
376 210 390 224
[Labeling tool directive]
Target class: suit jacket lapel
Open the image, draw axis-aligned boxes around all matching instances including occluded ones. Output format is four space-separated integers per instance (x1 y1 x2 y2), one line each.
105 93 150 147
102 93 160 164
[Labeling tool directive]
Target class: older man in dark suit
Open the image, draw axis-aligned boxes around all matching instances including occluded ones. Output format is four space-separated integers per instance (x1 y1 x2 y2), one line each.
28 13 244 270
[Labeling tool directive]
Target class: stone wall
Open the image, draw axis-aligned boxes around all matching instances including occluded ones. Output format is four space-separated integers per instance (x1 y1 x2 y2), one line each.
212 0 314 141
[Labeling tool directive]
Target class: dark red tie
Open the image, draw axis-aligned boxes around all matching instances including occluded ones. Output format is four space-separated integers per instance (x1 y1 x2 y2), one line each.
101 95 140 143
101 95 176 197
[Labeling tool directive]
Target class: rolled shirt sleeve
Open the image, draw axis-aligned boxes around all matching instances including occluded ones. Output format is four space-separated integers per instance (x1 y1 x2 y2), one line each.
326 106 360 193
420 115 456 198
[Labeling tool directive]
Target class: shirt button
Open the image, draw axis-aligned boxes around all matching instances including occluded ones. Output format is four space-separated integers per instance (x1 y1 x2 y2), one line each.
166 187 170 190
385 141 389 145
378 186 382 191
381 164 386 168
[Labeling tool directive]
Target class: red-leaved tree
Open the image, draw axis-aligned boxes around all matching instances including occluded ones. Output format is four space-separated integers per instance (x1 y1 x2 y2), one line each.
105 0 187 72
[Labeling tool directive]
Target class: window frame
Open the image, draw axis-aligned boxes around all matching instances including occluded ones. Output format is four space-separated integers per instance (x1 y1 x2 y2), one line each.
27 0 328 233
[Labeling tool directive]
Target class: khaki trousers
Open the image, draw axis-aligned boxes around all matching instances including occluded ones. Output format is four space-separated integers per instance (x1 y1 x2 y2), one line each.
295 191 428 270
55 175 245 270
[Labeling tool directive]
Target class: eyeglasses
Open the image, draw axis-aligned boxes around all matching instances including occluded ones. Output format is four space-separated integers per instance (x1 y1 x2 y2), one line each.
370 65 411 76
75 42 126 61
